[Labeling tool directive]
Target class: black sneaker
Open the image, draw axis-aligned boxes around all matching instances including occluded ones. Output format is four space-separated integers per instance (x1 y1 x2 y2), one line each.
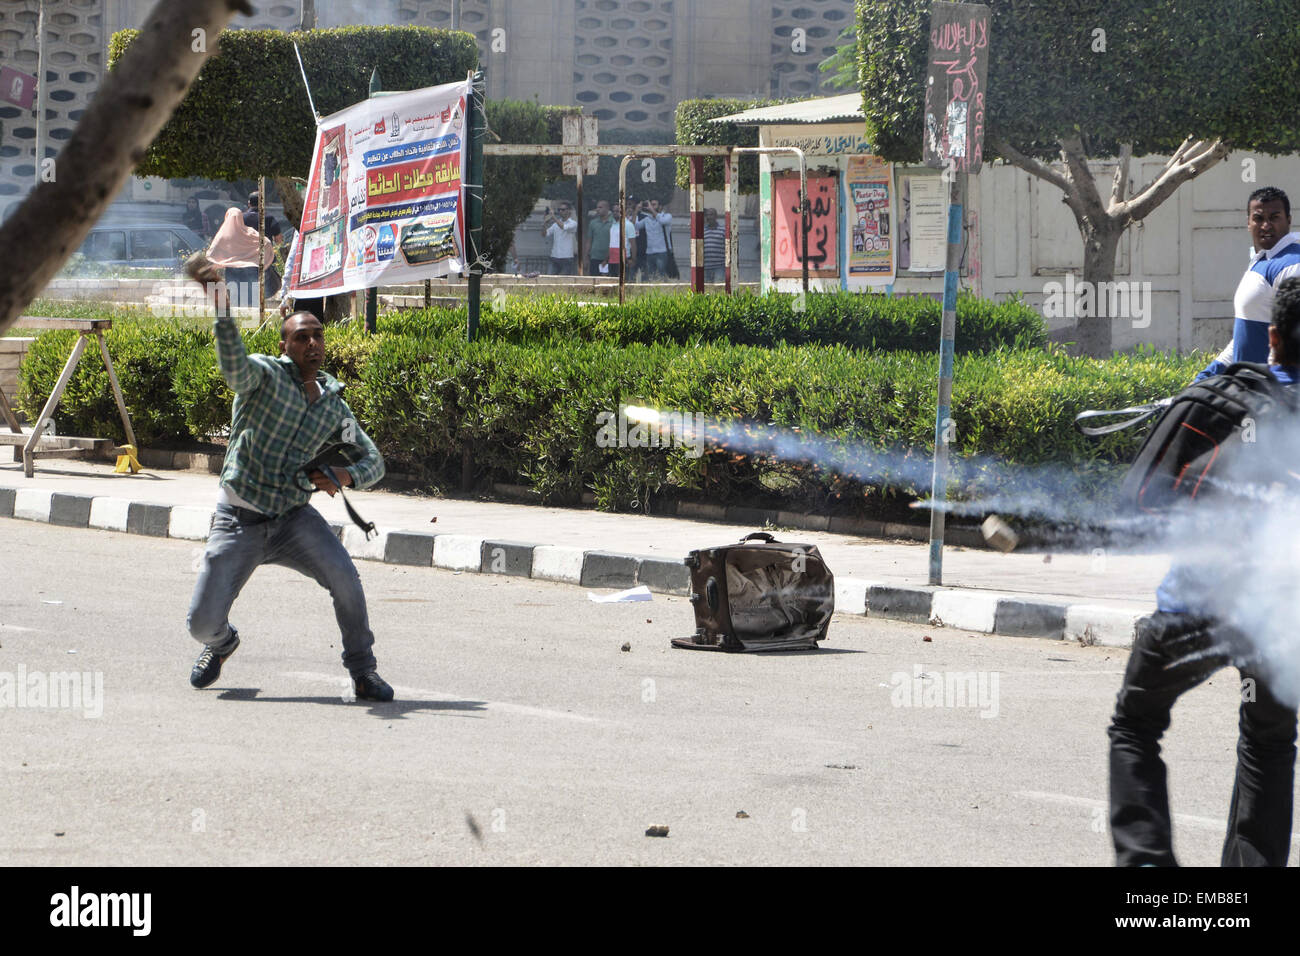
353 670 394 702
190 633 239 689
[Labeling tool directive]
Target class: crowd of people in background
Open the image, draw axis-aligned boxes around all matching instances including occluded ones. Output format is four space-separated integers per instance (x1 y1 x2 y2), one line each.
536 195 727 282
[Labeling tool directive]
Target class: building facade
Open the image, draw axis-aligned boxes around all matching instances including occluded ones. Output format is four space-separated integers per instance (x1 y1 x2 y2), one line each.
0 0 855 207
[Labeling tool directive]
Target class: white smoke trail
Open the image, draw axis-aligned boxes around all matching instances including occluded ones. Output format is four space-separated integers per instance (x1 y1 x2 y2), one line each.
625 405 1300 705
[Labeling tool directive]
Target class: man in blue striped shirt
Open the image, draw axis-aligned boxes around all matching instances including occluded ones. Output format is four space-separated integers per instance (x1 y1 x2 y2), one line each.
1196 187 1300 381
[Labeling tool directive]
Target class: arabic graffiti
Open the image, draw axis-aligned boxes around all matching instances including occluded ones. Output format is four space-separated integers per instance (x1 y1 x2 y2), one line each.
922 2 990 174
773 175 838 276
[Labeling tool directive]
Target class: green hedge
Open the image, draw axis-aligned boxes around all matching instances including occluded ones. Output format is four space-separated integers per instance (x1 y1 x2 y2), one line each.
393 290 1047 353
18 312 1201 514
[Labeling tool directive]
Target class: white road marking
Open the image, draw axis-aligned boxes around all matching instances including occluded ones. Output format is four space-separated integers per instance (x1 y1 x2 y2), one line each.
283 671 599 723
1015 789 1299 843
0 623 37 632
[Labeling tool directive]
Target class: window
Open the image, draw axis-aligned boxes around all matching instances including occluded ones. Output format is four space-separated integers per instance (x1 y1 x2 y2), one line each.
84 231 126 261
129 230 173 261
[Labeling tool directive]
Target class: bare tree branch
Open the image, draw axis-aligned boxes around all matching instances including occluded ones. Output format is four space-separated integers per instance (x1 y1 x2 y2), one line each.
1110 143 1132 210
0 0 253 336
1124 139 1230 222
1130 137 1213 200
987 136 1071 194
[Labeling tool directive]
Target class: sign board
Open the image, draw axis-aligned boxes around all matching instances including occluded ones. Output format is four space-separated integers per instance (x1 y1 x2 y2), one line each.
286 79 470 296
922 1 990 174
0 67 36 110
562 115 599 176
773 175 839 277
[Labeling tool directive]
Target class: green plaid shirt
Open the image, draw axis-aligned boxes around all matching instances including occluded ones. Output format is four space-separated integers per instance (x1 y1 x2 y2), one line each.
215 316 384 516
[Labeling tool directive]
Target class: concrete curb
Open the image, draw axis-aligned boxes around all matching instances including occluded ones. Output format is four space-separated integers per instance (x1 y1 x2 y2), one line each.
0 483 1149 647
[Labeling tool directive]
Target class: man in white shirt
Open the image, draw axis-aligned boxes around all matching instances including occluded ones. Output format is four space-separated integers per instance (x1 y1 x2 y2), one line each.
607 202 636 279
636 198 673 279
541 202 578 275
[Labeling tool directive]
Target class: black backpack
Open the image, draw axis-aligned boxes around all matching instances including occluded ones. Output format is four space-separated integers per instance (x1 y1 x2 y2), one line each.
1075 363 1298 514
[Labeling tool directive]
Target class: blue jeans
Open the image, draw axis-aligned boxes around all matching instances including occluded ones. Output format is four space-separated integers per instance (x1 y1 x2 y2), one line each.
187 503 378 676
704 265 724 284
645 252 668 278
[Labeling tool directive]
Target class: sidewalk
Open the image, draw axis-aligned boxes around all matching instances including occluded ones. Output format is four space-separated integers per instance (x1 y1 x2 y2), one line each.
0 457 1160 647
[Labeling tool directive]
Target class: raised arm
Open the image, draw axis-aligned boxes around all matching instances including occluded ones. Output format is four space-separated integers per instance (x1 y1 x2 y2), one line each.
214 313 266 394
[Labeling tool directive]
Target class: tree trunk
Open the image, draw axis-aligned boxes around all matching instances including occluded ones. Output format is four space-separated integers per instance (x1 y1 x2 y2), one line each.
0 0 253 337
1075 221 1125 358
274 175 303 230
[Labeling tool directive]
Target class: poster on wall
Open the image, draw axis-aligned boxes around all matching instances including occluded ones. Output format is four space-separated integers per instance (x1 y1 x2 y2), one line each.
287 78 470 296
773 174 839 277
906 175 948 272
846 155 894 278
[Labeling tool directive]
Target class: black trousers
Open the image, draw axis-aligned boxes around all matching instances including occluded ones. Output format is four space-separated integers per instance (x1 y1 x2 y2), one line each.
1108 611 1297 866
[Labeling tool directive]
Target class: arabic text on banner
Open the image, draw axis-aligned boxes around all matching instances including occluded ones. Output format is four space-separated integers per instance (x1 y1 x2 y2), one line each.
287 79 470 296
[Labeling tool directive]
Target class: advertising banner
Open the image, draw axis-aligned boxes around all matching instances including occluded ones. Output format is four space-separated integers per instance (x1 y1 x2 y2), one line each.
287 79 470 296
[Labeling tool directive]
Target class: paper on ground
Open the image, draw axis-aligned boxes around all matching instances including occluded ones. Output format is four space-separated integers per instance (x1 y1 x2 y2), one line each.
587 585 653 603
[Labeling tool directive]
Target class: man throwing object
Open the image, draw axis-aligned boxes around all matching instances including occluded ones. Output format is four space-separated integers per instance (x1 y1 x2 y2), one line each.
185 256 393 702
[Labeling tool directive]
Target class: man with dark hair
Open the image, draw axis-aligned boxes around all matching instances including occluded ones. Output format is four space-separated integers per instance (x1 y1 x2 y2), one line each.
244 191 284 298
1108 276 1300 866
185 283 393 702
1196 186 1300 380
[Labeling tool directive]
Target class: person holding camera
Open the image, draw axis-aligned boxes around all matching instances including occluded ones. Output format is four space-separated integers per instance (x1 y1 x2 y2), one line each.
635 197 673 281
541 202 578 275
183 253 393 703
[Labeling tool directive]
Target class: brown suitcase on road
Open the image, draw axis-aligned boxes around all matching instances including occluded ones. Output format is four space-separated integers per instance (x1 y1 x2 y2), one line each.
673 532 835 652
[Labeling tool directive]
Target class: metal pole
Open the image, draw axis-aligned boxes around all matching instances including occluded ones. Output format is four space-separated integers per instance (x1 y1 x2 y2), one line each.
576 166 585 277
927 172 966 586
258 175 266 323
33 0 46 188
365 69 381 334
618 155 632 305
466 70 485 342
801 186 809 294
724 152 735 293
689 156 703 292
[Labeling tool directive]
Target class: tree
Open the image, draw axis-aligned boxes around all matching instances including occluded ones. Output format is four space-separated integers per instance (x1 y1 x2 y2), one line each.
107 24 477 319
857 0 1300 356
674 97 798 193
0 0 254 338
818 24 858 91
479 100 573 271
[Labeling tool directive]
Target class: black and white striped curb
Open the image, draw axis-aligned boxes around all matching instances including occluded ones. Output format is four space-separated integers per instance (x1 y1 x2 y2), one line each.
0 486 1147 647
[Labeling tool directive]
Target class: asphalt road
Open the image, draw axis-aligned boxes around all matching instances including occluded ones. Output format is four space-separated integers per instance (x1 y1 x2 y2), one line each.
0 520 1291 866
